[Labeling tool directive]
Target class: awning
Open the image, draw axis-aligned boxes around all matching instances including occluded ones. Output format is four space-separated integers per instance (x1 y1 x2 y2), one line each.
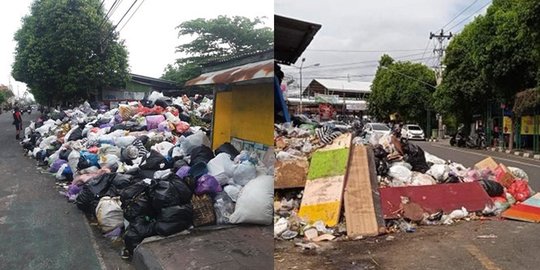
275 15 321 65
185 59 274 86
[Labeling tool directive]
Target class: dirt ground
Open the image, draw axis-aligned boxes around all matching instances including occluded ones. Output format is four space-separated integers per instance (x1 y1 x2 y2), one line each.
274 218 539 270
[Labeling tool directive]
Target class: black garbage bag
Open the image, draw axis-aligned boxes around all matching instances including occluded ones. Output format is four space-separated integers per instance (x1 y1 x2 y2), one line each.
178 112 191 123
77 156 92 171
373 145 389 159
375 157 389 176
152 176 193 211
106 173 133 197
23 142 34 151
75 174 114 214
173 159 188 172
139 150 171 171
402 143 430 173
154 98 172 109
67 127 83 142
154 204 193 236
121 180 156 222
123 217 156 254
140 99 154 108
478 179 504 197
442 174 462 184
214 143 240 159
58 149 72 161
189 145 214 166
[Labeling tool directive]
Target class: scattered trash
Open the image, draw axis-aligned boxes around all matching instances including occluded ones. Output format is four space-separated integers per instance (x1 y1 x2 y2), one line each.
477 234 497 239
20 91 273 258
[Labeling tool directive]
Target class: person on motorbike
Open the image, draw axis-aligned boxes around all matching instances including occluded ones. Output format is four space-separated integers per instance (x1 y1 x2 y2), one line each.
475 123 486 148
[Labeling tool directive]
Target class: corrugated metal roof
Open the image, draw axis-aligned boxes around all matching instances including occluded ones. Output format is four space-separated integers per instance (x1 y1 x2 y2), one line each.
275 15 321 65
185 59 274 86
313 79 372 94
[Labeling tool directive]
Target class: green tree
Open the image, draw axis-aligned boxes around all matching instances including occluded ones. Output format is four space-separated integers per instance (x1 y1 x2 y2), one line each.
368 54 436 126
163 16 273 84
12 0 129 106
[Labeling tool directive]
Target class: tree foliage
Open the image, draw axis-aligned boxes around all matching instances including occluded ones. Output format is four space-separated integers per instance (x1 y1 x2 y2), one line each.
162 16 273 84
12 0 129 105
368 54 436 124
435 0 540 123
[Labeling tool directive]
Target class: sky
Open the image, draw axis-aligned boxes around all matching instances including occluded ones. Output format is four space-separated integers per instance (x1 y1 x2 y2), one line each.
275 0 491 95
0 0 273 98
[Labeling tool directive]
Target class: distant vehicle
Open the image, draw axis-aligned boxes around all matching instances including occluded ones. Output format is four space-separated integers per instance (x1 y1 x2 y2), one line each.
363 122 392 138
401 124 425 140
321 120 352 132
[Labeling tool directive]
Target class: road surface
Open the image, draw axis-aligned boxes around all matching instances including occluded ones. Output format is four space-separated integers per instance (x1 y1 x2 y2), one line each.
0 111 132 269
417 140 540 191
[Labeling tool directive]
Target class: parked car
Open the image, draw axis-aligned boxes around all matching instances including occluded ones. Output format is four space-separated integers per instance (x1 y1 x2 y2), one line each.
322 120 352 132
363 122 392 138
401 124 425 140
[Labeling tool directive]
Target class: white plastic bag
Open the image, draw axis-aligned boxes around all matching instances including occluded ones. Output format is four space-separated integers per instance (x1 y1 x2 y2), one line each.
424 151 446 165
207 153 234 185
410 172 437 186
151 141 175 157
95 197 124 233
114 136 136 148
229 175 273 225
180 131 211 155
233 161 257 186
224 184 242 202
507 166 529 181
426 164 450 182
147 91 164 102
388 164 412 184
68 150 81 174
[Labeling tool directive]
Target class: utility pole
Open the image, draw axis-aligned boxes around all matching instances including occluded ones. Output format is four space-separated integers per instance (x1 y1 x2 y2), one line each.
430 29 452 140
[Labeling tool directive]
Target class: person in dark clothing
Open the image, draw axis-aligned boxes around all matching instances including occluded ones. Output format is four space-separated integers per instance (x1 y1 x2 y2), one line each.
13 107 23 140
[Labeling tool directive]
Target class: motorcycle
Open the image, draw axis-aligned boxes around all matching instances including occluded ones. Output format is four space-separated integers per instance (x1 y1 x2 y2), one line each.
450 124 467 147
466 131 486 149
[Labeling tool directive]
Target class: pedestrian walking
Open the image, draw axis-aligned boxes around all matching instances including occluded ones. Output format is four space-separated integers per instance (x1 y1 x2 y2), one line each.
12 106 23 140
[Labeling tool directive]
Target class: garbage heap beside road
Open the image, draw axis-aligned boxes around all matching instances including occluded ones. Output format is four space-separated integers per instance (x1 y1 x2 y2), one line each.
20 91 273 258
274 119 538 246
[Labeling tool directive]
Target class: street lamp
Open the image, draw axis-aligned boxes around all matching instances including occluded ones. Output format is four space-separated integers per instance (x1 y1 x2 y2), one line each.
299 58 320 114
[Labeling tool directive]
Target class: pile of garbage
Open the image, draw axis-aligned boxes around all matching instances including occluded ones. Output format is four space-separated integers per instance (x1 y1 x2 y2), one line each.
273 121 536 243
20 92 273 258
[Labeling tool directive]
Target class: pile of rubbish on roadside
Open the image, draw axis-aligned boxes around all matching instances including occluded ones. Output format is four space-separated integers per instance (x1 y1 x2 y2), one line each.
20 91 273 258
273 119 537 244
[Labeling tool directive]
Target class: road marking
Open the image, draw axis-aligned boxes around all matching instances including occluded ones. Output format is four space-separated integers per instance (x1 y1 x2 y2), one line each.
465 244 501 270
430 144 540 169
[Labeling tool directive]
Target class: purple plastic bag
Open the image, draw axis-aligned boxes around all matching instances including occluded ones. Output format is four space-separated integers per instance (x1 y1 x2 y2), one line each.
195 174 222 195
146 115 166 130
50 159 68 173
67 184 81 196
176 165 191 178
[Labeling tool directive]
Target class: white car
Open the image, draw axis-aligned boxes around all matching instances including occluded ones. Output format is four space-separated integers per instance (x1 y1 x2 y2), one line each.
401 124 425 140
363 123 392 138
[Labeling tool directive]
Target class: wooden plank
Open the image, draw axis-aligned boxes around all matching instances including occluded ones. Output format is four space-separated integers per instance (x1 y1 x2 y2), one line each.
474 157 498 171
502 204 540 223
298 134 351 227
379 182 493 219
274 159 309 189
344 144 385 237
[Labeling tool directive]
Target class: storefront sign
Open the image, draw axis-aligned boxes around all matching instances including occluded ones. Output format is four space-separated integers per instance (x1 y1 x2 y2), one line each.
503 116 512 134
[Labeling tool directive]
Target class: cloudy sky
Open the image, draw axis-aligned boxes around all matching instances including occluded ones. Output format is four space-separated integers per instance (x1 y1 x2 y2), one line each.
0 0 273 97
276 0 491 93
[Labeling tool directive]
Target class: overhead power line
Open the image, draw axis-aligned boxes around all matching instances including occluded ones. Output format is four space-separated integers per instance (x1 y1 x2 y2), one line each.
447 0 492 31
306 48 426 53
439 0 481 30
99 0 119 29
118 0 145 32
102 0 138 43
299 56 438 75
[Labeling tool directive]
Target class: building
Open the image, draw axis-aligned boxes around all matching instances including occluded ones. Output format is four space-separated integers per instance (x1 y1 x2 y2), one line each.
304 79 371 100
185 50 274 151
101 73 181 105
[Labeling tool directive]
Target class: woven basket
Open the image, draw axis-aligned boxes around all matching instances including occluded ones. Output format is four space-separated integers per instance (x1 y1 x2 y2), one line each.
191 194 216 227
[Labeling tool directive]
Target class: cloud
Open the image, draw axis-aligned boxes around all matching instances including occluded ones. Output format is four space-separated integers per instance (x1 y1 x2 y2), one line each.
276 0 491 86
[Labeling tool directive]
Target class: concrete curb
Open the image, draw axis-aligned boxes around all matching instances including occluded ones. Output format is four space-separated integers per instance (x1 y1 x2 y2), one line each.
133 245 163 270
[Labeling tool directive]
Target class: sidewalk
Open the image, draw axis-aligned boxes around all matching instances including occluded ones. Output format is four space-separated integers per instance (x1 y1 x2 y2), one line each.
132 225 273 270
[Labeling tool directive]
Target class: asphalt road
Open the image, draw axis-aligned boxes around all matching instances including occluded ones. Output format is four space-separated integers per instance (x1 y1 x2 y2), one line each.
0 111 133 270
416 140 540 191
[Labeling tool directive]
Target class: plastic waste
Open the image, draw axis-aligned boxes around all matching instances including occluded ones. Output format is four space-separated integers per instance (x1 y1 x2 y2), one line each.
213 192 235 225
195 174 222 195
95 196 124 233
223 184 242 202
207 153 234 185
233 161 257 186
229 175 273 225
